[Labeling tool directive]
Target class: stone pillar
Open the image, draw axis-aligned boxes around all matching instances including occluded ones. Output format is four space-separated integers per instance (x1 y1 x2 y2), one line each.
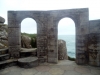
47 26 58 63
8 11 21 58
75 9 89 65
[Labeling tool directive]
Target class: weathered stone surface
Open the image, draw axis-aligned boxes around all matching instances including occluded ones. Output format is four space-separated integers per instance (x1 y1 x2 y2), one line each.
0 48 8 55
36 66 50 72
0 16 5 23
21 35 32 48
18 57 38 68
20 48 37 57
88 20 100 66
8 37 20 46
9 45 20 58
58 39 68 60
0 24 8 49
8 28 20 37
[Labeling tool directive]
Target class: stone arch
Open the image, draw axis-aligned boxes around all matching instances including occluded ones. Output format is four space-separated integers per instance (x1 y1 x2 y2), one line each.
47 8 89 64
21 17 37 33
8 8 89 64
58 17 76 59
58 17 75 35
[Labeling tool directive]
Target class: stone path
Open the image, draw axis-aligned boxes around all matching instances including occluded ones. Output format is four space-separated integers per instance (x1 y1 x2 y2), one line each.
0 60 100 75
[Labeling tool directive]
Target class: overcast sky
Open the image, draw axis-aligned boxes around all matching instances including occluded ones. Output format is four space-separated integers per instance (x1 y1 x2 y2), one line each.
0 0 100 35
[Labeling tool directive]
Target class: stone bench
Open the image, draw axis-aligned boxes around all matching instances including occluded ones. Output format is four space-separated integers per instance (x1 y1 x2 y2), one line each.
20 48 37 57
18 57 38 68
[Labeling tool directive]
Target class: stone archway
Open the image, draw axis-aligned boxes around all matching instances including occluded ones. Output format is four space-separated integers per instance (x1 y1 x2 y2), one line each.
58 17 76 58
47 8 89 64
8 8 89 64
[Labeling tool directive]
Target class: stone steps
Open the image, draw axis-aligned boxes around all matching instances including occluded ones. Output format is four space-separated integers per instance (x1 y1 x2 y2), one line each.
18 57 38 68
0 54 10 61
0 59 17 69
0 48 8 55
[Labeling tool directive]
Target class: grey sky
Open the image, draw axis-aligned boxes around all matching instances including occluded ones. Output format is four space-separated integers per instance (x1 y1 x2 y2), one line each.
0 0 100 35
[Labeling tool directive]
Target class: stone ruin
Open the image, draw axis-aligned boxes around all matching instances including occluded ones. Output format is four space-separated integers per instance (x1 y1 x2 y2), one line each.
0 8 99 67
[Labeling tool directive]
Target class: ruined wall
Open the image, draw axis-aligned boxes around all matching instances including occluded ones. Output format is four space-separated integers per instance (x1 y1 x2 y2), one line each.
88 20 100 66
8 8 90 64
8 11 49 58
47 8 89 64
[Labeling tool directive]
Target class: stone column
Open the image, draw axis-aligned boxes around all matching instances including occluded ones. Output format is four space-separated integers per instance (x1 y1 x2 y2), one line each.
8 11 21 58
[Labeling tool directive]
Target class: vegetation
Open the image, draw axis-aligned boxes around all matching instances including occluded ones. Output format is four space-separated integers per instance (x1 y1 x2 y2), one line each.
68 56 76 61
21 33 37 48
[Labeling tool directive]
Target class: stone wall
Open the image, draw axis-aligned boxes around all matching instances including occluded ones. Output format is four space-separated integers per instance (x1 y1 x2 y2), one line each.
88 20 100 66
7 8 100 66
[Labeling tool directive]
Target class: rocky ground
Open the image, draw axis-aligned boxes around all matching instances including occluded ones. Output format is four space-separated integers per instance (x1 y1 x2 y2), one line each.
0 60 100 75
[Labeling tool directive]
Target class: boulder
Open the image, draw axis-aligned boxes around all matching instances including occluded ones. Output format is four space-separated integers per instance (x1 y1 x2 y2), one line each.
0 16 5 23
0 25 8 49
58 39 68 60
21 35 32 48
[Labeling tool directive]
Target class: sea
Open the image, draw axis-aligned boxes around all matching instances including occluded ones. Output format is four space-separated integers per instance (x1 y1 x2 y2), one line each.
58 35 75 58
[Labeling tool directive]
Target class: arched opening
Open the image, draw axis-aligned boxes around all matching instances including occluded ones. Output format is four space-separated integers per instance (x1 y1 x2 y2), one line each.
58 17 76 59
21 18 37 34
21 18 37 48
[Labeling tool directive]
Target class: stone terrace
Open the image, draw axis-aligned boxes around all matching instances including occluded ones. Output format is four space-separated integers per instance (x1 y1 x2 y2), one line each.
0 60 100 75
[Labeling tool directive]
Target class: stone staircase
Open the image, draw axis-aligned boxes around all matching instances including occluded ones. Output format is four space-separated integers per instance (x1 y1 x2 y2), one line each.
0 48 10 61
0 48 17 69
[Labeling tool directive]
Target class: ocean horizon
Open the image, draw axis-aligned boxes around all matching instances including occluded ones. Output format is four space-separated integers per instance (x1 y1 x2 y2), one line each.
58 35 76 58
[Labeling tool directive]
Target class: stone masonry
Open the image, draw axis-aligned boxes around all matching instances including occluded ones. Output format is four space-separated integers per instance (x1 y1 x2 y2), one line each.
7 8 100 66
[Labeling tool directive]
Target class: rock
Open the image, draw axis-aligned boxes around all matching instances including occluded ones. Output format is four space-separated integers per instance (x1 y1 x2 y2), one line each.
0 16 5 23
21 35 32 48
58 39 68 60
0 43 5 49
0 25 8 49
0 40 8 47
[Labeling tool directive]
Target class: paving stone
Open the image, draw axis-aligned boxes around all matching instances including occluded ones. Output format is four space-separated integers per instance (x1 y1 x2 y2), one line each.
75 67 91 74
90 69 100 75
0 68 10 74
36 66 50 72
35 72 51 75
21 68 38 75
0 60 100 75
49 68 64 75
4 71 22 75
8 66 24 72
82 73 95 75
59 65 75 71
57 60 75 65
49 65 60 68
63 71 81 75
